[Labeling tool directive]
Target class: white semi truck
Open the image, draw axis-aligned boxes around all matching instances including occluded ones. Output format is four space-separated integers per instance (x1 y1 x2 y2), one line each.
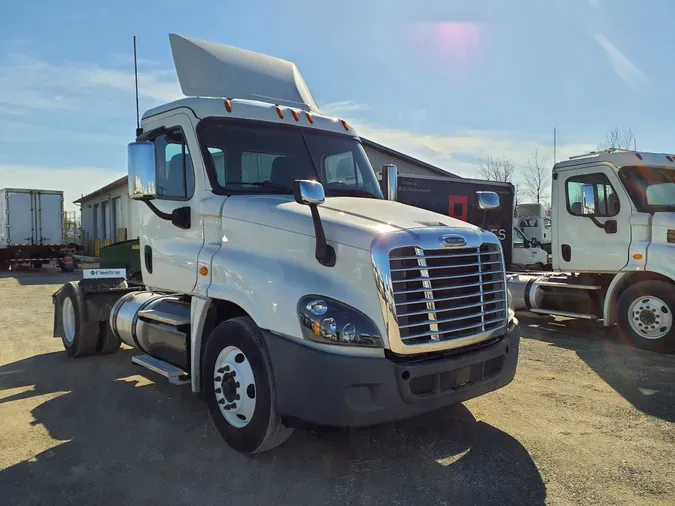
508 149 675 353
516 203 551 252
51 34 520 454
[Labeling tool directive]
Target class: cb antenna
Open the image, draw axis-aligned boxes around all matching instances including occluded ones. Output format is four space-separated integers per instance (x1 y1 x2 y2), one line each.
134 36 142 137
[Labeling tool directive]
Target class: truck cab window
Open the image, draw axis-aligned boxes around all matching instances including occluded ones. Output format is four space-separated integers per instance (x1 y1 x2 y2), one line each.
513 227 526 247
154 129 195 200
566 173 619 217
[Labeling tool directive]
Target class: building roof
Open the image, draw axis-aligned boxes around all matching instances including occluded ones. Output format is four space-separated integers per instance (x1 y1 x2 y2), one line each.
360 137 458 178
74 175 128 204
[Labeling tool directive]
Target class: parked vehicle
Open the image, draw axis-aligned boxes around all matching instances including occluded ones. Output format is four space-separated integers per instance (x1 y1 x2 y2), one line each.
516 203 551 253
508 149 675 353
0 188 73 271
511 226 550 270
51 34 520 454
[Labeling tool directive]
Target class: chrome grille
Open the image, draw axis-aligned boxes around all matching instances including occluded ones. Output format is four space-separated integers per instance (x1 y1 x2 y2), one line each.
389 244 507 345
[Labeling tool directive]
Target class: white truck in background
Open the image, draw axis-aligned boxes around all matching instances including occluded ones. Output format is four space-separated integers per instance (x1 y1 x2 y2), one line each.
0 188 74 271
51 34 520 454
511 226 550 271
509 149 675 353
516 203 551 253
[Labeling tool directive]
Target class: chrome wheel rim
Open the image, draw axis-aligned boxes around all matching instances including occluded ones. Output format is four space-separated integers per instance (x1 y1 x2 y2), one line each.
213 346 256 428
62 297 76 345
628 295 672 340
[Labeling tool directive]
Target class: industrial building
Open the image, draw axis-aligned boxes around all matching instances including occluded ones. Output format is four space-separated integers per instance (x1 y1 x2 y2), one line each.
74 138 458 254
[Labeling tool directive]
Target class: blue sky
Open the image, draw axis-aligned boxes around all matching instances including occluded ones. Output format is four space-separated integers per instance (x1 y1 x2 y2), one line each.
1 0 674 209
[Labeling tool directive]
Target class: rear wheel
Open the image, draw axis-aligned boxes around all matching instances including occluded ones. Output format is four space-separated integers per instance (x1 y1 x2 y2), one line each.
97 327 121 354
203 317 292 454
58 282 101 357
32 261 43 269
617 280 675 353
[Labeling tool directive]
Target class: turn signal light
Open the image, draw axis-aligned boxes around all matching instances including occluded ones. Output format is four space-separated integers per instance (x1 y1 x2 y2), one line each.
633 253 643 260
199 265 209 276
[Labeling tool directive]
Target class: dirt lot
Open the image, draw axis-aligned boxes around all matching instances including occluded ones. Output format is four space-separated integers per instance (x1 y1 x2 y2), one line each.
0 270 673 506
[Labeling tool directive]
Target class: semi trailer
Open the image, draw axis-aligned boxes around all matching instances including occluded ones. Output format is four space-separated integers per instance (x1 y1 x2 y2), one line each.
51 34 520 454
508 149 675 354
0 188 74 271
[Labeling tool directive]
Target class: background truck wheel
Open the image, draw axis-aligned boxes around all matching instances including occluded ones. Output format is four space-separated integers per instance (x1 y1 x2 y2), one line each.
59 257 75 273
97 327 121 354
58 282 101 357
203 317 292 454
32 261 43 269
617 280 675 353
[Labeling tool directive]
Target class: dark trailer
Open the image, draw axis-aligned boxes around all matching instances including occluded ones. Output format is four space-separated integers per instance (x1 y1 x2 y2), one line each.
393 173 515 265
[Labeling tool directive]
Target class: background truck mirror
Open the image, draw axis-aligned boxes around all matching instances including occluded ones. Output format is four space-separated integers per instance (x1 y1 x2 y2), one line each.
128 142 157 200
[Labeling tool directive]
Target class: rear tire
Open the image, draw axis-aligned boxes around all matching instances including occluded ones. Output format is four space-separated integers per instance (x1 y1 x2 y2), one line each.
32 262 43 269
203 317 292 454
617 280 675 353
58 282 101 357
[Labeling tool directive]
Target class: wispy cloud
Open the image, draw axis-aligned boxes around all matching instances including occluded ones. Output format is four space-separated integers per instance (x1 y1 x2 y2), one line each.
0 165 124 211
319 100 368 117
0 54 180 114
593 33 647 85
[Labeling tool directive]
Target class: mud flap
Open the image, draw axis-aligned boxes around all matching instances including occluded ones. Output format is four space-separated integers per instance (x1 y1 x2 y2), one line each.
51 278 141 339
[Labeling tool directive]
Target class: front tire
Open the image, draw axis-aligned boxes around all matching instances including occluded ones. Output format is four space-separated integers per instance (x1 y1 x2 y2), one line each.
203 317 292 454
617 280 675 353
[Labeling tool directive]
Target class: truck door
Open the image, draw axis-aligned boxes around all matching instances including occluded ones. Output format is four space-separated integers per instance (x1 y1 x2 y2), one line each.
139 111 204 293
555 165 630 272
7 190 34 245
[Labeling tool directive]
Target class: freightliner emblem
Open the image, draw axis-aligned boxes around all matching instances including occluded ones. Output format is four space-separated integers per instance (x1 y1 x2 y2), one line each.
440 235 466 248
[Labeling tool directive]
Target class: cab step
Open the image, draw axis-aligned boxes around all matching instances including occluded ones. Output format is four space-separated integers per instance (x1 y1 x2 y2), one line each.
137 308 191 326
132 354 189 385
530 308 598 320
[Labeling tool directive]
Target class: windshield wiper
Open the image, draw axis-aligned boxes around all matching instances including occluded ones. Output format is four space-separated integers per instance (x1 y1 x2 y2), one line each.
225 181 293 193
325 187 378 198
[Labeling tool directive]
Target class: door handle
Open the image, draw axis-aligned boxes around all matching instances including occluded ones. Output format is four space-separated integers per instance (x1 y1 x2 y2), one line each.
144 245 153 274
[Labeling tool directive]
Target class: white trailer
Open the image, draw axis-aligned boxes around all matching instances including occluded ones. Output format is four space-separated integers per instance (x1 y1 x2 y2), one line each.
0 188 72 270
509 149 675 353
50 34 520 455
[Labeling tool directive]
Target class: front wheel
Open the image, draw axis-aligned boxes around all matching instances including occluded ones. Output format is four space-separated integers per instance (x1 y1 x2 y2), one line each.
617 280 675 353
203 317 292 454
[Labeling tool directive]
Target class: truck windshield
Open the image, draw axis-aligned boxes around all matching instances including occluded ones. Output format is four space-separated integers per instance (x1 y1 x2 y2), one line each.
619 166 675 212
197 118 383 199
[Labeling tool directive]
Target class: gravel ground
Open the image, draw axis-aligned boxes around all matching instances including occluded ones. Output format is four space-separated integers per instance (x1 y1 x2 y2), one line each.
0 269 673 505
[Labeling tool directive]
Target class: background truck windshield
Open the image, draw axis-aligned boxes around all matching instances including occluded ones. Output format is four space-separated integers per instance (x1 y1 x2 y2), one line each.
619 166 675 212
197 118 383 199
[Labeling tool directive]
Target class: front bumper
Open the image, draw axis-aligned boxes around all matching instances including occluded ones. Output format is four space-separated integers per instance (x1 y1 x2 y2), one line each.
263 319 520 427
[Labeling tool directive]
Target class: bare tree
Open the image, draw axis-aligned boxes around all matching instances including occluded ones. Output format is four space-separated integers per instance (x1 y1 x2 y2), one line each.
477 156 515 183
522 149 551 204
599 127 636 150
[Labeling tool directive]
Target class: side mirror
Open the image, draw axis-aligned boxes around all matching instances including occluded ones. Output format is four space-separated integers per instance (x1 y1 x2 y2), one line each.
293 180 335 267
581 184 596 215
477 191 500 210
293 179 325 205
128 142 157 200
524 239 531 249
381 164 398 201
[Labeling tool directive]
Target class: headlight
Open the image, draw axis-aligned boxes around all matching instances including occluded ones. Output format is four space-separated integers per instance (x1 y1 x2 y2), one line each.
298 296 383 348
507 288 515 322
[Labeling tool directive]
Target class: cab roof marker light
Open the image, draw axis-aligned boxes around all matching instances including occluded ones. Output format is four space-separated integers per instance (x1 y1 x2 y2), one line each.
275 106 284 119
305 111 314 124
340 119 349 131
666 155 674 162
635 153 643 160
291 109 299 121
224 99 232 112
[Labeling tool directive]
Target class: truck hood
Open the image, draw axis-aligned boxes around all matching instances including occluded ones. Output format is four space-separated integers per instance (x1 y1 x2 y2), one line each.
222 196 478 250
